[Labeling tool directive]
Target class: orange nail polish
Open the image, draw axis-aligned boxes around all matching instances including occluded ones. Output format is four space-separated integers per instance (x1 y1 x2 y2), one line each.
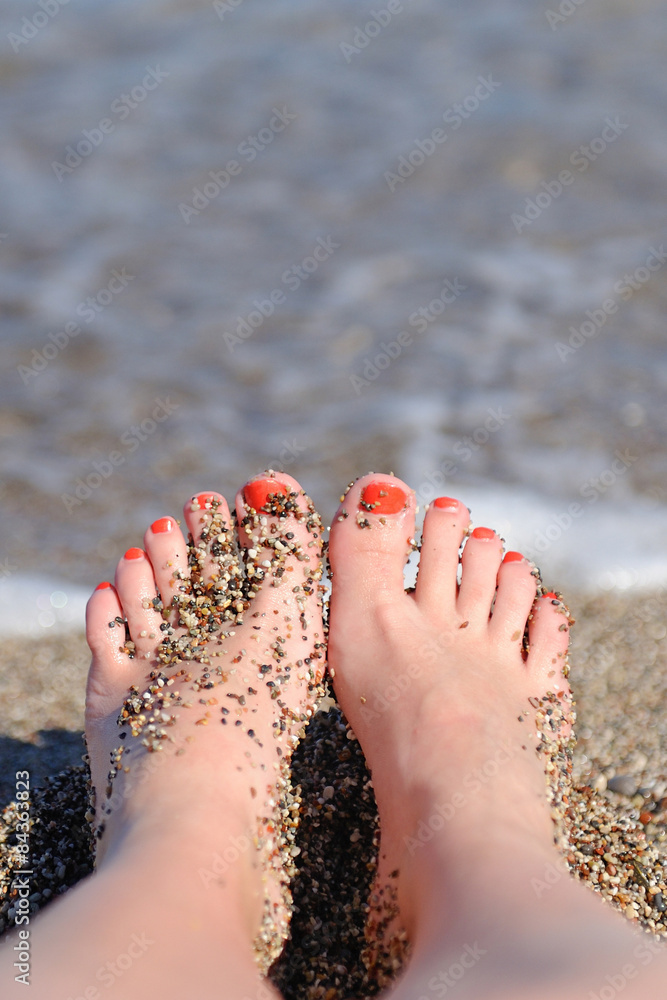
244 479 289 511
471 527 496 540
95 581 112 590
124 547 144 560
194 492 218 510
151 517 174 534
359 482 407 515
503 551 524 562
434 496 459 511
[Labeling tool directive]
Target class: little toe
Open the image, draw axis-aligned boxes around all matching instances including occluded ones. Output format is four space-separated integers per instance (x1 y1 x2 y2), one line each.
414 496 470 615
85 582 126 669
143 515 190 608
113 547 165 659
526 591 572 690
457 526 504 625
489 551 538 646
328 473 415 627
85 582 138 722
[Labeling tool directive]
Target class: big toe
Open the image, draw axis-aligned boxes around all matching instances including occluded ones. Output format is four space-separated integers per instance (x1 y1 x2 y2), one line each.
328 473 416 653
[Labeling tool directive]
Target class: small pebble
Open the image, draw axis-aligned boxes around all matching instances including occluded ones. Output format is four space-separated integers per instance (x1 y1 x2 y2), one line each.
606 775 638 798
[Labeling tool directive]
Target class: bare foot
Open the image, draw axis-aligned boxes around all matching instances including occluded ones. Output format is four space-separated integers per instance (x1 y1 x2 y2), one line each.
327 474 656 998
85 472 325 967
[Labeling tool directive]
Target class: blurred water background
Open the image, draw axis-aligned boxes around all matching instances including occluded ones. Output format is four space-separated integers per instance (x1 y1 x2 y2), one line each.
2 0 667 636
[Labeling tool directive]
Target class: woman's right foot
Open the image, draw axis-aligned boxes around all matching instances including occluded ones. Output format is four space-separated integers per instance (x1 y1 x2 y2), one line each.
328 474 662 998
84 473 325 970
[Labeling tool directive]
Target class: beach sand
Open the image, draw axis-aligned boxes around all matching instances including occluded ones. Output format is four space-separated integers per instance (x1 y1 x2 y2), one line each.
2 588 667 997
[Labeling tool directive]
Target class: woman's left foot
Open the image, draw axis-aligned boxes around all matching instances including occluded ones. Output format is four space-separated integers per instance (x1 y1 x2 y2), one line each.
84 472 325 966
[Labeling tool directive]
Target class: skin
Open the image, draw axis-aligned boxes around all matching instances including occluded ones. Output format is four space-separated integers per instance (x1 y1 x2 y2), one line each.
1 471 666 999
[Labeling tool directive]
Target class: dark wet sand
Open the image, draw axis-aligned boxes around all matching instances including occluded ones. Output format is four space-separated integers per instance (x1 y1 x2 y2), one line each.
2 589 667 997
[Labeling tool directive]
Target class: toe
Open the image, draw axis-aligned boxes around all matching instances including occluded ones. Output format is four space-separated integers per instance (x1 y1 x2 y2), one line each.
457 526 504 626
235 471 324 618
113 547 165 659
183 491 240 593
414 496 470 616
526 592 571 692
328 473 415 625
143 515 190 607
489 551 538 646
85 582 126 669
85 583 136 723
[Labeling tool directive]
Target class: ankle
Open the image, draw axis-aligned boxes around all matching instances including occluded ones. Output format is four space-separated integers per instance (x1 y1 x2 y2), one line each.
406 832 560 947
101 811 266 933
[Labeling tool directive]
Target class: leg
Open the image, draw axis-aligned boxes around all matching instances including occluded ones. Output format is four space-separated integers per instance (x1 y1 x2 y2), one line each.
0 474 325 999
328 474 667 999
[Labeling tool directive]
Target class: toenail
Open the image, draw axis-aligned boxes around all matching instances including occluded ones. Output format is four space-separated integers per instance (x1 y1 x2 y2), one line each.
433 496 460 511
151 517 174 534
359 481 407 515
471 527 496 540
124 547 145 560
95 581 112 590
503 550 524 562
193 492 218 510
244 478 289 511
542 591 559 599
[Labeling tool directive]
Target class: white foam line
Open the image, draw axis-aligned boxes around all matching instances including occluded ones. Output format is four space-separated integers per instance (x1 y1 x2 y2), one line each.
415 485 667 594
0 576 89 638
3 494 666 641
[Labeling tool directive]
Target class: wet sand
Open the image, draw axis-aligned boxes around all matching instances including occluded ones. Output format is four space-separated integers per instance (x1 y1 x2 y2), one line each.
2 588 667 996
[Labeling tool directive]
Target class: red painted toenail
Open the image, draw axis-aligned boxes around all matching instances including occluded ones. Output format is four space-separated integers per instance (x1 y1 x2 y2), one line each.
503 551 524 562
124 547 145 560
151 517 174 534
471 527 496 540
359 482 407 515
194 492 218 510
244 479 289 511
95 581 112 590
433 496 459 511
542 591 559 599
